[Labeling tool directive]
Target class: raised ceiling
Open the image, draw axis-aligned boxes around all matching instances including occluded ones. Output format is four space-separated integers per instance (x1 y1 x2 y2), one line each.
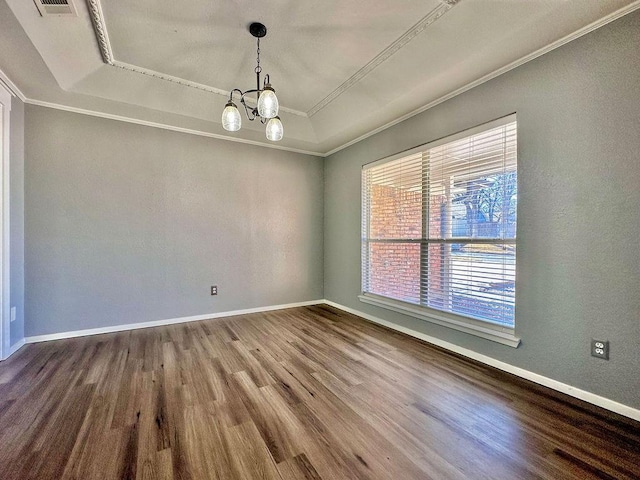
1 0 638 155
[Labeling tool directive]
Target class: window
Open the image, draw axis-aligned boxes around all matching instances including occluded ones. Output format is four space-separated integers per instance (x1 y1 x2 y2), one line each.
361 115 519 346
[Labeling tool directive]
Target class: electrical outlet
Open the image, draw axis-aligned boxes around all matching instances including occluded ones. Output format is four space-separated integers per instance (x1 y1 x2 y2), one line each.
10 306 16 322
591 339 609 360
210 285 218 296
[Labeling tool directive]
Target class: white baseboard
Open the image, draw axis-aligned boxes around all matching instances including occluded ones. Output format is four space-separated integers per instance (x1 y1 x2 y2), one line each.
322 299 640 422
24 300 323 344
5 338 25 358
14 297 640 422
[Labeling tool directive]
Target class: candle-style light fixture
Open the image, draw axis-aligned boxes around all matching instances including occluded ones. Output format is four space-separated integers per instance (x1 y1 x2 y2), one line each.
221 22 283 141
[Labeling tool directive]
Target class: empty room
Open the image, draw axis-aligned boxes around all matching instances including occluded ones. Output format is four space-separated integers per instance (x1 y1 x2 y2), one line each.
0 0 638 478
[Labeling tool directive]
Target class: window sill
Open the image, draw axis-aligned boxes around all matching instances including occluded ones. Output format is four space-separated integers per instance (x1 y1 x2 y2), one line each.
358 294 521 348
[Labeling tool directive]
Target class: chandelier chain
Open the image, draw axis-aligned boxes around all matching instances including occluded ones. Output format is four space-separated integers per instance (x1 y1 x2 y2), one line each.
255 38 262 74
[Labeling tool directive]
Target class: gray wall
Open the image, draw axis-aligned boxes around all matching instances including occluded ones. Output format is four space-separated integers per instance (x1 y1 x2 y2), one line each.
324 11 640 409
9 95 24 346
25 106 324 336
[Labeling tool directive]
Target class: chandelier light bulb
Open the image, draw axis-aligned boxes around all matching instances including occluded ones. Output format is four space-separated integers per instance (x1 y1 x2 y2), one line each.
221 102 241 131
266 116 283 141
257 85 279 119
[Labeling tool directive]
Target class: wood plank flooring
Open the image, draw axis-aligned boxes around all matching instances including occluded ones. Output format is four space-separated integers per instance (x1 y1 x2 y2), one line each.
0 305 638 479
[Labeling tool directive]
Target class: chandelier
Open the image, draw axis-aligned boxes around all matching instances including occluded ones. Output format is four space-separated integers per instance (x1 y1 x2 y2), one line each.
221 23 284 141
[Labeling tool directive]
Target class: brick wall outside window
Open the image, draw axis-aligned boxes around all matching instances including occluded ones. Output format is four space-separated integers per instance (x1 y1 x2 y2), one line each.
368 184 445 304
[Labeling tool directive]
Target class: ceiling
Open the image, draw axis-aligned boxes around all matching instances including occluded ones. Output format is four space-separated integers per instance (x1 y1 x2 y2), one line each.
0 0 638 156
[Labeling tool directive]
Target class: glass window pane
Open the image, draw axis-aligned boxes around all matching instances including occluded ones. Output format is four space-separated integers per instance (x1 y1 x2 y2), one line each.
367 242 420 304
450 171 517 239
367 157 423 240
423 242 515 327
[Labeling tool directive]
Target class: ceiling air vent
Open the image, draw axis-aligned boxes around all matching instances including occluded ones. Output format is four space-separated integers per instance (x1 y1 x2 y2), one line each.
33 0 77 16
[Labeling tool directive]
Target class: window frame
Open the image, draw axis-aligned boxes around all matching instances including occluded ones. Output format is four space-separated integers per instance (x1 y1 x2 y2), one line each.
360 115 520 347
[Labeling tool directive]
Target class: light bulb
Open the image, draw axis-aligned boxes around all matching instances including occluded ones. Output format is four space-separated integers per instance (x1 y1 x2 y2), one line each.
221 102 241 131
266 116 283 141
257 85 279 119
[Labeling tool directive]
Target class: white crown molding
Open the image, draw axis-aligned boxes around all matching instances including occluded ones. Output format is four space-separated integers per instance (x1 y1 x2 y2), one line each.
24 299 324 344
4 0 639 157
323 0 640 157
111 61 307 118
86 0 114 64
0 67 26 102
84 0 307 118
322 300 640 422
306 0 460 118
0 66 320 152
25 98 323 156
111 61 229 96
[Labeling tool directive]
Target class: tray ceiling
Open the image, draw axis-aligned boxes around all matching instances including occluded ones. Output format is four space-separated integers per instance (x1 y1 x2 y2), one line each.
1 0 638 155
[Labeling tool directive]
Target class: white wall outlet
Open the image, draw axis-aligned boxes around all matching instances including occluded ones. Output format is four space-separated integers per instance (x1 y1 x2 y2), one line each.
10 306 16 322
591 339 609 360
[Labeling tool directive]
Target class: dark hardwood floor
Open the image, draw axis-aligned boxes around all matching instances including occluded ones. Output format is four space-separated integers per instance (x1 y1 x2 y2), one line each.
0 305 638 479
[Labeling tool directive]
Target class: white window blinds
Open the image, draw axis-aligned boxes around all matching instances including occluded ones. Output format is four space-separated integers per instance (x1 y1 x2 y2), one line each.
362 117 517 328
